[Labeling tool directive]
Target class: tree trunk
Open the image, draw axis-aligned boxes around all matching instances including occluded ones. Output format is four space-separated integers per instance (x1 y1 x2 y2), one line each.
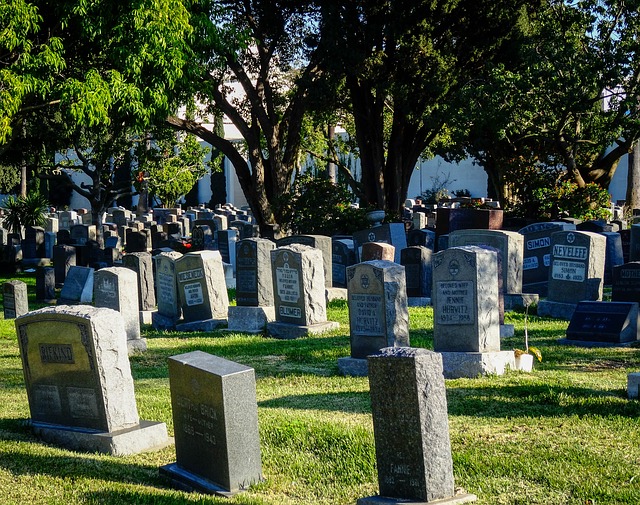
627 141 640 212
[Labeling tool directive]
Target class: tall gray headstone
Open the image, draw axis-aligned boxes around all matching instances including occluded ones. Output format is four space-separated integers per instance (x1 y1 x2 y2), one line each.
276 235 333 288
3 279 29 319
267 244 339 339
123 252 157 311
15 305 170 455
400 245 433 303
432 246 514 378
228 238 276 334
94 267 145 352
358 347 476 505
538 230 607 319
152 250 182 329
338 260 409 376
161 351 263 496
175 251 229 331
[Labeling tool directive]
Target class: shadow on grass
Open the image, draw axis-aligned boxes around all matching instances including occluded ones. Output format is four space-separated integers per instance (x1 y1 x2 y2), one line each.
0 437 166 487
446 382 640 419
259 391 371 414
82 489 248 505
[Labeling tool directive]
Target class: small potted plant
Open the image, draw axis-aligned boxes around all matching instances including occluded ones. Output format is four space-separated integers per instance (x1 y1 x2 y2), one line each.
514 301 542 372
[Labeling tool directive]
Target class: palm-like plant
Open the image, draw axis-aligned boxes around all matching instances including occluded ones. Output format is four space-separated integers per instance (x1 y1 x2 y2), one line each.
2 193 49 237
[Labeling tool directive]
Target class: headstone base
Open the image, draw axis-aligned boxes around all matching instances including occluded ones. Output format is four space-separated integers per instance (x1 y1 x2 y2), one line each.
152 312 178 330
227 306 275 333
160 462 250 497
504 293 539 311
408 297 432 307
537 300 578 320
500 324 515 338
175 318 227 332
357 491 477 505
266 320 340 339
140 310 155 325
628 373 640 399
326 287 348 301
127 337 148 353
31 419 172 456
557 338 638 348
439 351 516 379
337 357 368 376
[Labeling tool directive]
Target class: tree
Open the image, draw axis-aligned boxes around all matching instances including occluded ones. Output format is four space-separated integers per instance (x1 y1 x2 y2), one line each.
167 0 328 236
451 0 640 208
134 128 210 208
317 0 533 217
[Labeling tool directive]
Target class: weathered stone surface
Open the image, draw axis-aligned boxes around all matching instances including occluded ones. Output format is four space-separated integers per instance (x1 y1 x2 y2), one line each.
162 351 263 495
154 250 182 325
365 348 457 503
400 246 433 298
277 235 333 288
227 306 275 334
361 242 395 262
235 238 275 307
3 279 29 319
353 223 407 263
123 252 156 311
58 266 94 304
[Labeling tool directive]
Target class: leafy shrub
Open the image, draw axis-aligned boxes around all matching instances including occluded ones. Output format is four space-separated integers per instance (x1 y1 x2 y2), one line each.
533 181 611 221
2 193 49 236
276 174 370 236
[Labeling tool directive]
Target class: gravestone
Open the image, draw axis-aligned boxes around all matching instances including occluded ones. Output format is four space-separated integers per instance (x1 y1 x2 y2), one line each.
175 251 229 331
360 242 395 262
518 221 575 296
126 229 151 253
407 228 436 250
276 235 333 288
561 301 638 346
53 244 76 286
620 229 631 264
353 222 407 263
217 229 237 267
612 262 640 303
15 305 171 455
432 246 515 378
537 231 607 319
3 280 29 319
331 238 356 289
630 224 640 261
400 246 433 305
123 252 157 315
191 225 214 251
152 250 182 330
266 244 339 339
601 231 624 285
160 351 263 496
23 226 44 258
94 267 145 352
357 347 476 505
70 224 96 245
58 266 94 305
227 238 276 333
337 260 410 376
36 267 56 303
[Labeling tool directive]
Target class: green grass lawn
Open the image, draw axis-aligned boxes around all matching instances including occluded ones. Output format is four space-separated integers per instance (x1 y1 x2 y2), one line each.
1 273 640 504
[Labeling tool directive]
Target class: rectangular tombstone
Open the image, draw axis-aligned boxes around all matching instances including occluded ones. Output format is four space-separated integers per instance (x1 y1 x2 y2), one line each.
407 228 436 250
353 223 407 263
70 224 96 245
58 266 94 304
361 241 395 262
432 246 500 352
271 244 326 326
612 262 640 303
448 229 524 295
447 208 503 234
161 351 263 496
3 280 29 319
276 235 333 288
518 221 575 296
175 251 229 323
620 229 631 264
15 305 169 455
400 246 433 298
601 231 624 286
331 238 356 289
153 251 182 326
217 229 238 270
94 267 144 350
36 267 56 302
630 223 640 261
123 252 156 311
126 229 151 253
346 261 409 359
25 226 45 257
191 225 214 251
58 211 77 230
44 231 56 259
360 348 462 504
235 238 275 307
564 301 638 344
546 231 607 304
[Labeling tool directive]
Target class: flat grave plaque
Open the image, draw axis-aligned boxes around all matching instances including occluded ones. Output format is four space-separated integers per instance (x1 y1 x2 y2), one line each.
565 301 638 344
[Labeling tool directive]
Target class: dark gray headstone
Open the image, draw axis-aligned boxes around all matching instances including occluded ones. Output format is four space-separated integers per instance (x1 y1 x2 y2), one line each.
235 238 275 307
161 351 263 496
362 347 457 503
153 251 182 327
612 262 640 303
58 266 94 304
123 252 156 311
331 238 356 289
565 301 638 344
3 279 29 319
353 223 407 263
400 246 433 298
53 245 76 286
36 267 56 302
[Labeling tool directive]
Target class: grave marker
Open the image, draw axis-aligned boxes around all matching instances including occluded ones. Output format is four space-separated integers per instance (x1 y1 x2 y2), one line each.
3 280 29 319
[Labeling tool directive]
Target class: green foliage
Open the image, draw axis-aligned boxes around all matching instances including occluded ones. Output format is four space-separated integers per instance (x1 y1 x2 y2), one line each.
134 130 210 208
533 181 611 221
276 174 369 236
0 164 21 194
1 192 48 236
